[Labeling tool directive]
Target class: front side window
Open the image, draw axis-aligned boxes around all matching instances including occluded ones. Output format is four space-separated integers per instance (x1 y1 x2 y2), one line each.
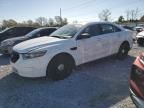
77 24 101 40
25 28 41 38
39 29 48 36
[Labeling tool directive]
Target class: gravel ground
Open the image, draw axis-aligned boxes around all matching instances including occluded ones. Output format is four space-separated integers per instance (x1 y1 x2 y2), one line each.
0 44 143 108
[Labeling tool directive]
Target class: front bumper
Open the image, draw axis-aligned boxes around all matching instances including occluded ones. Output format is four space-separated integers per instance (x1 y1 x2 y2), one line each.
130 88 144 108
0 45 12 54
10 53 50 78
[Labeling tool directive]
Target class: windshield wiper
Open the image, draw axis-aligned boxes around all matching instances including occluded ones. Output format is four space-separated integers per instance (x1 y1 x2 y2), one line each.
51 35 68 39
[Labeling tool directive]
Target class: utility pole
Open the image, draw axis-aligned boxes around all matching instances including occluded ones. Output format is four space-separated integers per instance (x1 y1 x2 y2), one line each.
60 8 62 26
60 8 62 18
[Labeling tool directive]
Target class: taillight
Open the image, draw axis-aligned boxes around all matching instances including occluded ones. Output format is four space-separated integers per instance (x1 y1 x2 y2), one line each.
130 65 144 99
131 65 144 81
139 53 144 65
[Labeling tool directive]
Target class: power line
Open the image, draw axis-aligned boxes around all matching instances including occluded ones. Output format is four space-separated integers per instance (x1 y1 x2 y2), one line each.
62 0 96 11
64 0 143 18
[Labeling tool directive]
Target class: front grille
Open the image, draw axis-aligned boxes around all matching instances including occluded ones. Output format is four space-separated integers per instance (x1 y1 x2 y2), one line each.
11 51 19 63
131 65 144 81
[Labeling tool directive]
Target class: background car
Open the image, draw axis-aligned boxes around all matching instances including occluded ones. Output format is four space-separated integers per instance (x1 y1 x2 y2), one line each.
0 27 36 43
122 25 137 41
129 52 144 108
122 25 134 31
134 26 144 33
0 27 58 54
136 31 144 46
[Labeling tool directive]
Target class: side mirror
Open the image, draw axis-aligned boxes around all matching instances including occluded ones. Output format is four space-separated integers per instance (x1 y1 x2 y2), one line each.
78 33 91 39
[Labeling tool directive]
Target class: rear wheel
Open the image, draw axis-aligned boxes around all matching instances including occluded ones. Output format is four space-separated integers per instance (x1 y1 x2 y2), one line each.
117 43 130 59
47 55 74 80
137 38 144 46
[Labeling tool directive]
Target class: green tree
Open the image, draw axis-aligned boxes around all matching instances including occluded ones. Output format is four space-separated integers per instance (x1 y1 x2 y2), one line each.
140 15 144 22
118 16 124 23
62 18 68 26
2 19 17 28
98 9 111 21
36 17 48 26
55 16 62 26
48 18 54 26
27 20 33 26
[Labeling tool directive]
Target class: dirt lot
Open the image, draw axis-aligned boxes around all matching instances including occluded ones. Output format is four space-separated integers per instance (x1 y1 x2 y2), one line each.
0 44 143 108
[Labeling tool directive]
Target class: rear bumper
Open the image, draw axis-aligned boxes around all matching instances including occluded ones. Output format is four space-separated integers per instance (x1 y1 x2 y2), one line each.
130 88 144 108
130 58 144 108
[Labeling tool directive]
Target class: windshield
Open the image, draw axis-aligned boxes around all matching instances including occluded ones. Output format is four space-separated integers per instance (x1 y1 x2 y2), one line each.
0 28 10 33
50 24 82 38
25 28 41 37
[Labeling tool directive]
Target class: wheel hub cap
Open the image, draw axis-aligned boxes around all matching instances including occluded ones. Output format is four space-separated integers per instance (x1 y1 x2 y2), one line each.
57 64 65 71
122 49 125 54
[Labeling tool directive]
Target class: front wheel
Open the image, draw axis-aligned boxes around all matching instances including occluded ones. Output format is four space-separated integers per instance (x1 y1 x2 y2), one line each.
47 55 74 81
117 43 130 60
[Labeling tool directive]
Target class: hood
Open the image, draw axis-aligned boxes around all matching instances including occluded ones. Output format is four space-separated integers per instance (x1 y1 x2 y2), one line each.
13 36 67 53
3 36 26 42
136 31 144 38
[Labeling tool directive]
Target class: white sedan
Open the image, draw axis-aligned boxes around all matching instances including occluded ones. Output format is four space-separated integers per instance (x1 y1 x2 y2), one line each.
10 22 133 80
136 31 144 46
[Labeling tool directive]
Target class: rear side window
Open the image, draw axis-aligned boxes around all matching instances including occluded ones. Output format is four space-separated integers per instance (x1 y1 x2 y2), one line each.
49 28 57 34
100 24 114 34
6 27 17 35
40 29 56 36
113 25 121 32
14 27 35 36
21 27 35 35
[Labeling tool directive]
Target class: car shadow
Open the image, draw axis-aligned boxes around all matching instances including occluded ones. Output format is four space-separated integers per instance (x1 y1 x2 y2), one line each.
0 55 136 108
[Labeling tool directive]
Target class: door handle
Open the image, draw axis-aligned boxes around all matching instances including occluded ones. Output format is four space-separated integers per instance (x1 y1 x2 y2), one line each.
97 38 102 40
70 47 77 50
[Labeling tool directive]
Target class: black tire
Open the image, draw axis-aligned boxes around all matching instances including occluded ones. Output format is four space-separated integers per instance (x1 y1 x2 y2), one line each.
137 38 144 46
47 55 74 81
117 43 130 60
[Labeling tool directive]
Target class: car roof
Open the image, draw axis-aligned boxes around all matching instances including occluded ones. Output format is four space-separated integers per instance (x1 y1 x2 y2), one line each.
74 22 120 27
34 27 58 30
40 27 58 29
79 22 123 30
10 26 36 28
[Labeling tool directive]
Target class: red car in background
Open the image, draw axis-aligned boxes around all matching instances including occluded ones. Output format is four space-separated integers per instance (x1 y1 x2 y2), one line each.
130 52 144 107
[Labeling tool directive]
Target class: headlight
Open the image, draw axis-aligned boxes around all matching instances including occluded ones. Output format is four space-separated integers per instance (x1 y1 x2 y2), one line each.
22 50 47 60
1 41 14 46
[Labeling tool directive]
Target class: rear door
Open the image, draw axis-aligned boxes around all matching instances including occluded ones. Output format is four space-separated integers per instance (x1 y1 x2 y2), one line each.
99 24 121 56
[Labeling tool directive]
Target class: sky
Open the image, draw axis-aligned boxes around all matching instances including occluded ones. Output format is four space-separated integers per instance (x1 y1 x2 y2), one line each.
0 0 144 23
